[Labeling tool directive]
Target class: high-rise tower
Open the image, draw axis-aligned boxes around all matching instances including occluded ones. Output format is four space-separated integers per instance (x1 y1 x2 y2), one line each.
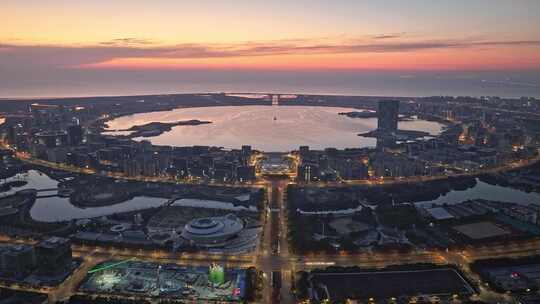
377 100 400 133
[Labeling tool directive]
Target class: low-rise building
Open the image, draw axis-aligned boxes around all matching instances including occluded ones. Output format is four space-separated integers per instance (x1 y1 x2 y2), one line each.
35 237 72 276
181 214 244 248
0 244 36 278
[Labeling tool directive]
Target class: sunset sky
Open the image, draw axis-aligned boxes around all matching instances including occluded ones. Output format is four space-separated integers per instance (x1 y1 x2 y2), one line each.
1 0 540 97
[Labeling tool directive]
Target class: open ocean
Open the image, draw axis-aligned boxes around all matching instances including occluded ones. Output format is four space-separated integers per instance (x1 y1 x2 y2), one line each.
1 70 539 99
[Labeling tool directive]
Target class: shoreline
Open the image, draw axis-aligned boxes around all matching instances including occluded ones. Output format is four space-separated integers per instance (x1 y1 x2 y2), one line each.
98 103 445 151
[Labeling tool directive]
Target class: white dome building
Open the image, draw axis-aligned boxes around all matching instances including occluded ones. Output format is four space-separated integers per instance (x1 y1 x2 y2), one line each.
181 214 244 247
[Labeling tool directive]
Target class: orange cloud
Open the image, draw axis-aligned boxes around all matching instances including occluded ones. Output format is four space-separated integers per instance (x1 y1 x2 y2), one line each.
2 37 540 71
85 47 540 71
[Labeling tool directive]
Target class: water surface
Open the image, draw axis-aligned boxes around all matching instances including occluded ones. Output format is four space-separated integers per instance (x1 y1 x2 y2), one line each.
106 105 444 151
30 195 167 223
1 170 167 222
415 179 540 207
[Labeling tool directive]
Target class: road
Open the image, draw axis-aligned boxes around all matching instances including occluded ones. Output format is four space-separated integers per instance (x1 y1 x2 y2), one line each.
3 233 540 303
9 149 262 189
257 176 294 304
2 146 540 303
6 140 538 191
48 249 105 303
307 154 540 188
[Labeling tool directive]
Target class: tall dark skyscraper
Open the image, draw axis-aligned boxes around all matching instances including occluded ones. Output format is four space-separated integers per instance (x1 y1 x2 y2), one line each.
67 124 84 146
377 100 400 133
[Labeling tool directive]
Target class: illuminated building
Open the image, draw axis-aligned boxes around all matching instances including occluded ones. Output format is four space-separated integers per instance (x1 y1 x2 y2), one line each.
181 214 244 248
209 264 225 285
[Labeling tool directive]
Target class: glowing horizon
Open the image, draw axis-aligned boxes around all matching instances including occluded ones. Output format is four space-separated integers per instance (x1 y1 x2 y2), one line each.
2 0 540 72
82 47 540 72
3 37 540 72
2 0 540 98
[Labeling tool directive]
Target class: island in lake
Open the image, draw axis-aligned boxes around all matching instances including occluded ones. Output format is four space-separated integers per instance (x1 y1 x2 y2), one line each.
110 120 212 138
359 129 431 140
338 110 377 119
339 110 415 121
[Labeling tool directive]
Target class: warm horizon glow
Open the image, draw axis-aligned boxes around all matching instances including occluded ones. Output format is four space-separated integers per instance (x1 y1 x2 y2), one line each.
2 0 540 72
1 0 539 98
82 47 540 71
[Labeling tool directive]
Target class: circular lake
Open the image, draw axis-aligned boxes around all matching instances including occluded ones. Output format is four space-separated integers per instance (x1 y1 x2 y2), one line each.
105 105 445 152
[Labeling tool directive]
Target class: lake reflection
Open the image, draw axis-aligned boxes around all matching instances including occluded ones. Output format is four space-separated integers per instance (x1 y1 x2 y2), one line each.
1 170 167 223
30 195 166 223
106 106 444 152
416 179 540 207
